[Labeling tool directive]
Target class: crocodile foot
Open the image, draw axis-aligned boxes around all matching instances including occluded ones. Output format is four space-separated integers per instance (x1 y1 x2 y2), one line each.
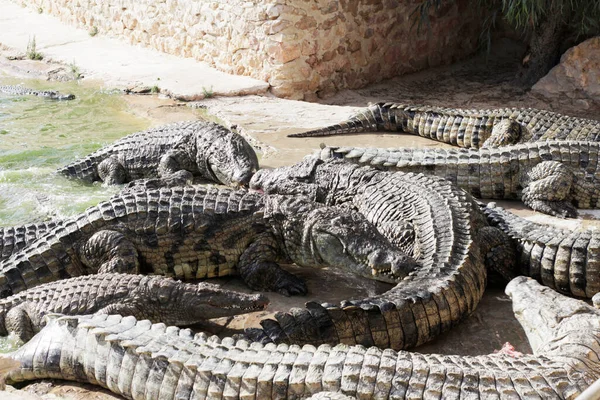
270 269 308 296
121 170 194 193
523 198 578 218
240 261 308 297
521 161 576 218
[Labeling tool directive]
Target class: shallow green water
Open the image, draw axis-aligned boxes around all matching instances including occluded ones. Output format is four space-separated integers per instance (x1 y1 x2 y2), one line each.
0 77 150 225
0 77 153 352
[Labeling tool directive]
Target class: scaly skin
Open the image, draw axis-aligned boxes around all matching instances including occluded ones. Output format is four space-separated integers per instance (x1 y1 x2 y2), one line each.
4 277 600 399
316 140 600 217
288 102 600 149
0 186 414 299
483 203 600 298
0 221 61 261
0 85 75 100
58 120 259 187
248 158 516 350
0 273 268 341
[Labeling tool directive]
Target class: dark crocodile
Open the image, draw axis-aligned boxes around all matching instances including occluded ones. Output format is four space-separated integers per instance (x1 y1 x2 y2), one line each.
57 120 259 187
0 272 268 341
288 102 600 149
315 141 600 217
0 185 414 299
248 158 515 350
0 85 75 100
4 277 600 399
484 203 600 298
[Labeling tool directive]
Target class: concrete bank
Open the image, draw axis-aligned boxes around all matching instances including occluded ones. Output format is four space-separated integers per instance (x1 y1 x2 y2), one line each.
0 0 269 99
9 0 484 99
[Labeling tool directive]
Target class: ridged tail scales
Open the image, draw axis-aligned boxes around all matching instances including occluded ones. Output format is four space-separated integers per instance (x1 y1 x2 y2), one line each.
288 103 497 148
290 103 600 149
248 163 503 350
5 279 600 399
0 221 61 262
484 203 600 298
56 152 109 182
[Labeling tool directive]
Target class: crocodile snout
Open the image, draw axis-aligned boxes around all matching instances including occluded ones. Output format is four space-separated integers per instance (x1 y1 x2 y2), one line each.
368 249 418 280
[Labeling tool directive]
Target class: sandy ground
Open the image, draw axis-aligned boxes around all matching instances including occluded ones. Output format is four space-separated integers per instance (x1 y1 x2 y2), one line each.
1 13 599 398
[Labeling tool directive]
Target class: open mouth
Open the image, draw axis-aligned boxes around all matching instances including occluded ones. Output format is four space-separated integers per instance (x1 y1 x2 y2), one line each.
217 297 269 311
370 265 401 280
207 162 223 184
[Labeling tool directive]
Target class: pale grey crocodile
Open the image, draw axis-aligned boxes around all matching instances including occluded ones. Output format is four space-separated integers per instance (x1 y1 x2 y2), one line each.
0 85 75 100
4 277 600 399
248 158 515 349
0 273 268 341
289 102 600 149
0 185 414 299
58 120 259 187
315 141 600 217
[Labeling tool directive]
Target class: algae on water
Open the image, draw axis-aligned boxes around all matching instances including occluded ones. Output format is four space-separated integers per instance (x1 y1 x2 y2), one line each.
0 78 150 225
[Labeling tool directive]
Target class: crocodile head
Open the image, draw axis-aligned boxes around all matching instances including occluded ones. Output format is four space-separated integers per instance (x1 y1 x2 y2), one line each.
269 196 418 283
39 90 76 101
205 133 259 187
133 277 269 323
307 208 418 282
250 157 328 200
507 276 600 370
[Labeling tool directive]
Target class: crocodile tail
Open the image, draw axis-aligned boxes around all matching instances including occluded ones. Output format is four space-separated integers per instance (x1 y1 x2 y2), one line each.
56 154 103 182
287 103 390 138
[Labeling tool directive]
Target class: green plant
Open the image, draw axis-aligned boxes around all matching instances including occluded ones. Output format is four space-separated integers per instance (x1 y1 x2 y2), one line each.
26 36 43 61
69 61 82 80
150 85 160 94
37 7 43 13
202 86 214 98
415 0 600 86
89 26 98 37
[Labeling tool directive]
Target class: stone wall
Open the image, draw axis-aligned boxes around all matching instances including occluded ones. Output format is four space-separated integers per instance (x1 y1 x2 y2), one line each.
19 0 485 99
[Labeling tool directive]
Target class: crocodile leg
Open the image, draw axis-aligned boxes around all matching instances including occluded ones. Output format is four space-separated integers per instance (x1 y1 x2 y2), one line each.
97 156 127 185
78 230 140 274
237 235 308 296
521 161 577 217
4 303 35 341
120 170 194 194
478 225 518 283
158 150 194 177
481 119 525 148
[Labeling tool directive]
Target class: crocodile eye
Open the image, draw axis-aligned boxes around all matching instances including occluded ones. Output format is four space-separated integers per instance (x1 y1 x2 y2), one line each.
158 292 170 303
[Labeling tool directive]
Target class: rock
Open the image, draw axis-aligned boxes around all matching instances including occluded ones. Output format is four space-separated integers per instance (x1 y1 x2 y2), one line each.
532 36 600 107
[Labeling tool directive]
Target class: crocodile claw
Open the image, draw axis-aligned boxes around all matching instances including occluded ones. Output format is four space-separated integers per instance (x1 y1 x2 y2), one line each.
273 270 308 297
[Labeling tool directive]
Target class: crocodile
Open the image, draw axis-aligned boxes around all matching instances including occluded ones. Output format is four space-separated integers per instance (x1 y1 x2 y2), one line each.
4 277 600 399
288 102 600 149
247 158 515 350
0 85 75 100
57 120 259 187
315 140 600 218
0 185 415 299
483 202 600 298
0 272 268 342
